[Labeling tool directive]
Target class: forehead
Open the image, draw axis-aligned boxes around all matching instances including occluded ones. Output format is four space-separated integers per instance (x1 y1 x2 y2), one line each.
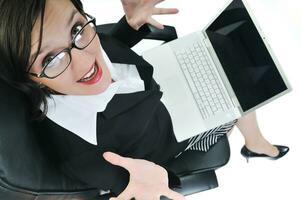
31 0 77 50
32 0 77 45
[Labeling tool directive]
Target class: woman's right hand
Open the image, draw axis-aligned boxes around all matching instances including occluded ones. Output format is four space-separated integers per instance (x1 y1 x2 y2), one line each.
120 0 179 30
103 152 185 200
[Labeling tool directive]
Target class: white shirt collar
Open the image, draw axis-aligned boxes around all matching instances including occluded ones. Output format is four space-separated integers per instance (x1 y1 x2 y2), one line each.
44 45 144 145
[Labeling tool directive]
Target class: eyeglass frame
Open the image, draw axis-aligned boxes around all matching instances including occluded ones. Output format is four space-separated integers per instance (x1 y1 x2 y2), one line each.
28 13 97 79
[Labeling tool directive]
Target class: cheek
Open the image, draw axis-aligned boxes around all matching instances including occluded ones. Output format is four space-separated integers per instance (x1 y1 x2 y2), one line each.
90 35 101 53
42 73 75 92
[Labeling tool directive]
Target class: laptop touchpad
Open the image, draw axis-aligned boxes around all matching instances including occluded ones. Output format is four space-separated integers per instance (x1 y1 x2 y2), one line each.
160 77 193 107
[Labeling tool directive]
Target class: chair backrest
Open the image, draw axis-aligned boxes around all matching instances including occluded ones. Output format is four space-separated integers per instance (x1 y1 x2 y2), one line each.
0 82 98 200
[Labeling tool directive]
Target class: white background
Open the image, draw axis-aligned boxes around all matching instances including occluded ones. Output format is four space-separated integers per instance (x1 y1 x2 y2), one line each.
82 0 301 199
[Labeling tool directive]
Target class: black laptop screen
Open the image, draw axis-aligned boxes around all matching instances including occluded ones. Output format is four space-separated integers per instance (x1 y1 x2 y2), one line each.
205 0 287 111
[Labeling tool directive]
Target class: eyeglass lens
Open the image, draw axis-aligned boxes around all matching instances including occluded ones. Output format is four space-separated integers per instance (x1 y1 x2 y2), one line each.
44 19 96 78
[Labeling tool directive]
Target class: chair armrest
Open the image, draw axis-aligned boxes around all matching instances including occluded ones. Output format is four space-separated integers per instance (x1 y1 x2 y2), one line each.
166 135 230 176
99 135 230 199
96 24 178 43
163 135 231 196
144 25 178 42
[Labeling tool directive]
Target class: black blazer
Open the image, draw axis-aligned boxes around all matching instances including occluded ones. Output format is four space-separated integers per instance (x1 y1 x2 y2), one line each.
34 17 188 195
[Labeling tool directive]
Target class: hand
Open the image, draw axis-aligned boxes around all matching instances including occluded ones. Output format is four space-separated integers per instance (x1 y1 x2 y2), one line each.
103 152 185 200
120 0 179 30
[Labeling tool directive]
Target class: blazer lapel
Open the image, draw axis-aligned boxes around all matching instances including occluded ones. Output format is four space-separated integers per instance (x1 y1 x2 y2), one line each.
102 90 163 119
99 33 154 90
98 33 162 119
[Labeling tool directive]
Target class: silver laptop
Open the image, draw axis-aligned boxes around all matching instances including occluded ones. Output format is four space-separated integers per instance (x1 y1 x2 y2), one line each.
142 0 292 142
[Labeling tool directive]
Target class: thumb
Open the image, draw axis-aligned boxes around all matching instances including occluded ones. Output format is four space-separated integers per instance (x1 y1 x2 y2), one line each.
147 17 164 29
103 151 132 169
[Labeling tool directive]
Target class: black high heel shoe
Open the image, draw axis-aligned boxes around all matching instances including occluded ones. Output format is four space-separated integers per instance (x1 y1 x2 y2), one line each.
240 145 289 162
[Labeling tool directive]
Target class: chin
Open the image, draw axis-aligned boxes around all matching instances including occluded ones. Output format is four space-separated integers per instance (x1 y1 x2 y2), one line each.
85 78 112 95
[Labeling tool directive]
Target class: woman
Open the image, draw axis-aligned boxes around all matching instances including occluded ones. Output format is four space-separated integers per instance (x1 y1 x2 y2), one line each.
0 0 289 199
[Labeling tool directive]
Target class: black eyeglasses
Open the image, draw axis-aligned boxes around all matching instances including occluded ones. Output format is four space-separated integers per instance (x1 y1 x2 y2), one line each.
29 13 97 79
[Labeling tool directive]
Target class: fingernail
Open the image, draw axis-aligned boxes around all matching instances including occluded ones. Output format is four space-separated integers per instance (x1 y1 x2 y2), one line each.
103 152 110 159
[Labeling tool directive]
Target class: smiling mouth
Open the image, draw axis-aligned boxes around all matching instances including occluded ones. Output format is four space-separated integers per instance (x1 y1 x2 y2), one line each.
77 61 102 84
78 64 97 82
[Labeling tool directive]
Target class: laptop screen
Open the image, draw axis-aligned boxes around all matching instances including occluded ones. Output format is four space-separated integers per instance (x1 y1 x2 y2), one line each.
205 0 287 112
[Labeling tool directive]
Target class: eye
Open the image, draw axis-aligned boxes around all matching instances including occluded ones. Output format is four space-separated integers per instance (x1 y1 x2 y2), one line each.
42 55 55 68
71 23 84 38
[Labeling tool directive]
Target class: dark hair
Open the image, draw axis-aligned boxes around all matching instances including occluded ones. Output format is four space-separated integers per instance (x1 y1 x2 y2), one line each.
0 0 84 120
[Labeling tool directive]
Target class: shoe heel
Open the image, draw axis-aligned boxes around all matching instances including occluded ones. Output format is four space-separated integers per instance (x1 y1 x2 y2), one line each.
246 157 249 163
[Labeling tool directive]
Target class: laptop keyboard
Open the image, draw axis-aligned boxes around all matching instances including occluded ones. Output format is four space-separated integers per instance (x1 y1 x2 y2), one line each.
174 41 231 119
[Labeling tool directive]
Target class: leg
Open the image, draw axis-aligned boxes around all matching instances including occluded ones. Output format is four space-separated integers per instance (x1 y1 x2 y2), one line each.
235 111 279 157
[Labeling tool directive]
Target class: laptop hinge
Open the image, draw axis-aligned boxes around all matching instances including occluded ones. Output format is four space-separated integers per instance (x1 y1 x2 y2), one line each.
203 38 211 48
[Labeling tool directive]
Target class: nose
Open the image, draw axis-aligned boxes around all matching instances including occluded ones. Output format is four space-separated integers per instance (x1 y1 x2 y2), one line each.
69 48 95 78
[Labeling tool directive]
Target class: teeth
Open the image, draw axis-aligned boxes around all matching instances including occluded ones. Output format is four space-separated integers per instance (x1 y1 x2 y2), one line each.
83 65 96 79
79 64 97 82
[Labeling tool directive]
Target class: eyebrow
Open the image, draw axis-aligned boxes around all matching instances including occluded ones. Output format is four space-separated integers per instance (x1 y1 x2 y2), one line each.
67 9 79 27
30 9 79 63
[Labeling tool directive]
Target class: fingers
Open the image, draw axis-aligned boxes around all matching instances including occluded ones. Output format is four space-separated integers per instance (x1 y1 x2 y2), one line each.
103 152 132 169
161 189 186 200
115 185 135 200
150 7 179 30
147 17 164 29
153 7 179 15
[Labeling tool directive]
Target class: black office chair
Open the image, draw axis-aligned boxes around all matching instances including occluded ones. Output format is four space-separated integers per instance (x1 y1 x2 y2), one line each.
0 24 230 200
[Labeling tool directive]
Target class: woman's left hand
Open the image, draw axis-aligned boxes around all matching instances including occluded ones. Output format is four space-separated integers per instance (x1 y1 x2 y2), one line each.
120 0 179 30
103 151 185 200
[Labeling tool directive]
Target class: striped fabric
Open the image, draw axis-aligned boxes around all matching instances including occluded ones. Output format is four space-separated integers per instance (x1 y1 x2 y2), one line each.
175 119 238 158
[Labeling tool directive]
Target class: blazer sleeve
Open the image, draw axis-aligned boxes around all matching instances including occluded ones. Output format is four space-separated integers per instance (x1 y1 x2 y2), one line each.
61 149 129 195
109 16 151 48
60 149 181 195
